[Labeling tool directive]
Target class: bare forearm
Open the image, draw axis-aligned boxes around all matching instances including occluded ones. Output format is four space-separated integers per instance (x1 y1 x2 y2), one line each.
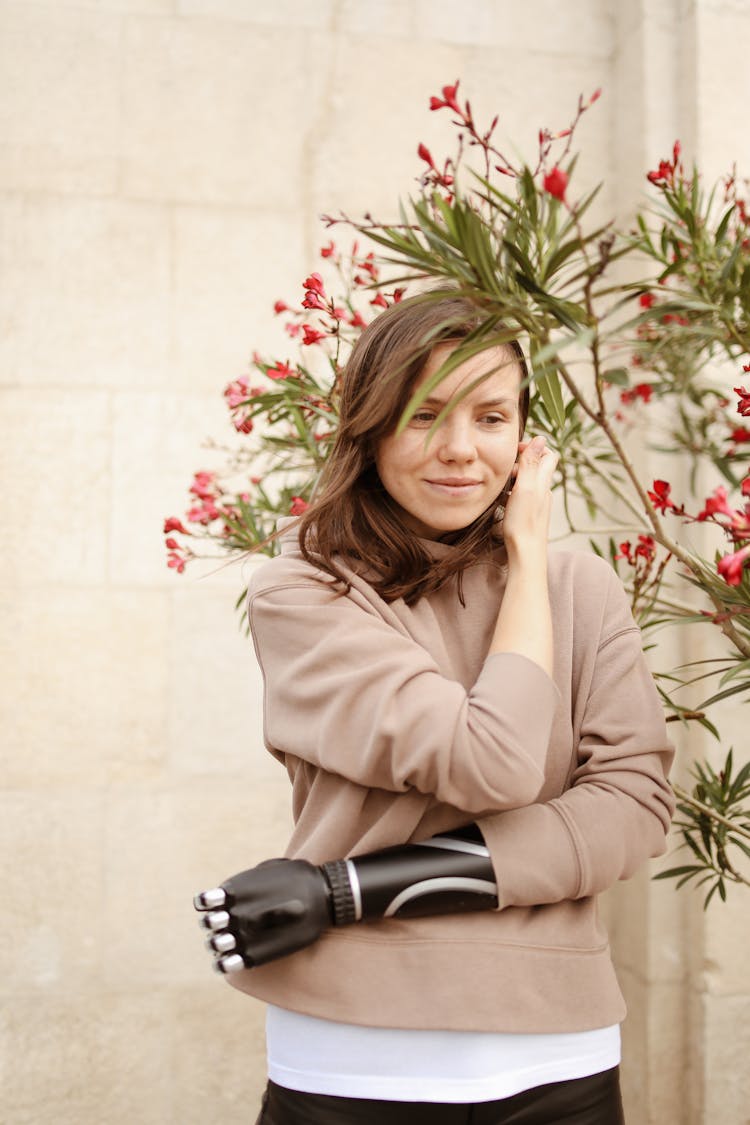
489 561 553 677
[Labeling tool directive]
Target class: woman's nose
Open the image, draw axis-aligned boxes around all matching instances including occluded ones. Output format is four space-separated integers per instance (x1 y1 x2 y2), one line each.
437 419 477 462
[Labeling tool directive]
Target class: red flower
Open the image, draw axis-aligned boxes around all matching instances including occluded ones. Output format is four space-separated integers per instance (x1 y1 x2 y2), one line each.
621 383 653 405
717 544 750 586
616 535 656 565
302 326 326 346
349 311 367 329
290 496 309 516
167 551 186 574
648 161 671 185
429 81 461 114
742 476 750 497
647 141 682 185
370 292 388 309
636 535 656 561
697 486 734 521
661 313 689 326
639 293 655 309
267 361 296 380
303 272 325 295
417 142 435 169
224 374 249 409
302 290 326 311
232 413 254 434
273 300 289 315
187 499 220 525
648 479 677 513
320 240 335 258
543 166 567 202
743 364 750 372
729 426 750 444
163 516 188 535
734 385 750 417
189 471 217 500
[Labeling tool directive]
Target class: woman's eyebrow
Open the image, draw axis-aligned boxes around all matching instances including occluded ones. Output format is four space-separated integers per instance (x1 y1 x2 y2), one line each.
421 395 516 409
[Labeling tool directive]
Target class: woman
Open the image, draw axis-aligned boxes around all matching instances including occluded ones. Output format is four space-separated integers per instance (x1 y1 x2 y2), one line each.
205 293 674 1123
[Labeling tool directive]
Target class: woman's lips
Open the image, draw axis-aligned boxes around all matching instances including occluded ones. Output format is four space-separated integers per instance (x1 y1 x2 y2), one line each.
425 478 482 496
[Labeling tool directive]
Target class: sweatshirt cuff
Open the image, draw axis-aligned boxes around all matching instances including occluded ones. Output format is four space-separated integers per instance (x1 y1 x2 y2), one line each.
479 803 580 908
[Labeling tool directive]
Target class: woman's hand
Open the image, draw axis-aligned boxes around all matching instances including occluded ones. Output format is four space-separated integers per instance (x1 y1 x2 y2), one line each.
501 436 559 564
489 435 558 676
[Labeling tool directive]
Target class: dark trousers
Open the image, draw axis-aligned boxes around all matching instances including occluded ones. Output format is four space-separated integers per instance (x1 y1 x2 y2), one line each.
256 1067 626 1124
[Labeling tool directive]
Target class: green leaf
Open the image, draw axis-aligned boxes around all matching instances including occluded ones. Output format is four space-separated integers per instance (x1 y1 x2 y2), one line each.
531 356 566 430
715 204 735 246
601 367 630 386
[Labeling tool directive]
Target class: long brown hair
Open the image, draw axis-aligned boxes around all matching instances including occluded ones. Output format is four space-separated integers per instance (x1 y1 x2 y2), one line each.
297 292 530 604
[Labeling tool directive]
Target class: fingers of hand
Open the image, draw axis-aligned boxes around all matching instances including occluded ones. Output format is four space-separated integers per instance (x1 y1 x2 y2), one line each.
514 436 558 487
194 885 246 974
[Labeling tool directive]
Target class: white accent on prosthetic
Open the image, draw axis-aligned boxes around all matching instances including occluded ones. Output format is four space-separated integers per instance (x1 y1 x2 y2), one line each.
194 887 227 910
202 909 231 931
215 953 245 974
207 932 237 953
383 877 498 918
413 837 490 858
345 858 363 921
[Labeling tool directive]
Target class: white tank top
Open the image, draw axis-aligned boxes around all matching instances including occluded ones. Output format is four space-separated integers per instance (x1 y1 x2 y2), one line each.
266 1006 620 1103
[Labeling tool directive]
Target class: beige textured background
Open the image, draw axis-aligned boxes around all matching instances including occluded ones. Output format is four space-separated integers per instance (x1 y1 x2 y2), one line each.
2 1 749 1122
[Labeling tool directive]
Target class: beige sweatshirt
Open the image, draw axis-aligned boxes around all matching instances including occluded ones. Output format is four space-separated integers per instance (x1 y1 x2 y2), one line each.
228 526 674 1034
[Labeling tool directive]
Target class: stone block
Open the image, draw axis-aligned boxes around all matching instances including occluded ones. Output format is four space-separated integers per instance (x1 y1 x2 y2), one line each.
110 389 237 587
414 0 614 57
0 792 106 992
172 204 306 393
0 992 172 1125
178 0 334 27
309 37 470 219
702 993 750 1125
1 588 169 787
618 967 688 1125
101 782 292 988
0 4 121 195
16 0 173 10
695 4 750 176
0 197 171 389
168 986 267 1121
702 882 750 997
120 17 315 208
168 584 268 777
338 0 415 38
461 49 613 210
0 389 110 586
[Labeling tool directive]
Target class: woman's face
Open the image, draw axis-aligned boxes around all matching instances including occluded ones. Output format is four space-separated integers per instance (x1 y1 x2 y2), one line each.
375 344 523 540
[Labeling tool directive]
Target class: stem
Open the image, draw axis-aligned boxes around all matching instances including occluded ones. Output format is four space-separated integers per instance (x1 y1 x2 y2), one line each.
556 360 750 659
673 783 750 844
573 447 646 522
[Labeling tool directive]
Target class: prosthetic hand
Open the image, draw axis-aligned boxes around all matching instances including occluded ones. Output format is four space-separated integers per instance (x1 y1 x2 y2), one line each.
194 826 497 974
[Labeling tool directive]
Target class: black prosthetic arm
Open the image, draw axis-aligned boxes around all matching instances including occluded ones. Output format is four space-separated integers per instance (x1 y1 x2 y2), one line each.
194 826 497 974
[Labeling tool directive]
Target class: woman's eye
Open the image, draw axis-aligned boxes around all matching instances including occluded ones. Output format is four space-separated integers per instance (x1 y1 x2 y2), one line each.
481 414 506 426
411 412 437 425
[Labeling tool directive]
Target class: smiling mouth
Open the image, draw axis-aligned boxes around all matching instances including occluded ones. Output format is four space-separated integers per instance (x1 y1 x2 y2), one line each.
426 479 481 487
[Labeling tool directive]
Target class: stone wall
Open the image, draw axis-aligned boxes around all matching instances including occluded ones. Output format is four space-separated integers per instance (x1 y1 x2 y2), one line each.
2 1 748 1121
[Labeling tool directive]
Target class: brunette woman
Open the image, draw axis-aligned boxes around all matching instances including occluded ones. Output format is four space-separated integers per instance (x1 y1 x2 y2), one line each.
198 293 673 1124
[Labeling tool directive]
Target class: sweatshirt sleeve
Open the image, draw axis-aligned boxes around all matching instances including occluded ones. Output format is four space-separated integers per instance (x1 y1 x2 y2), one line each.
478 568 675 906
248 576 560 816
